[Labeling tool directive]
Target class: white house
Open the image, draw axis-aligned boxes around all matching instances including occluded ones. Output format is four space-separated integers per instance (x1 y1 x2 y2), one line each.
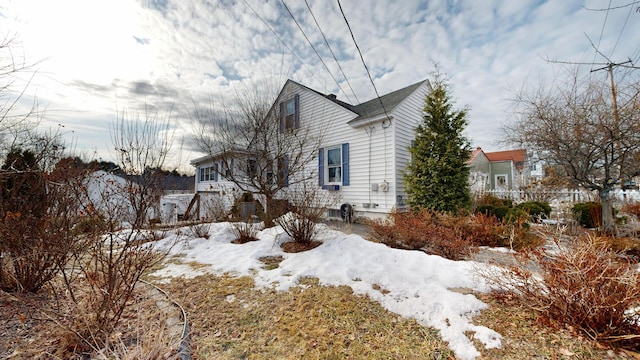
191 79 430 221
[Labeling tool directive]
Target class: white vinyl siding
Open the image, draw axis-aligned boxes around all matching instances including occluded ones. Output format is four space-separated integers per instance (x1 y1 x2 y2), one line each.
392 83 429 202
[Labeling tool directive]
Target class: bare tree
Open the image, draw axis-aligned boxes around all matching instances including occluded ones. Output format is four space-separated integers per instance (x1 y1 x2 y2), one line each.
50 109 175 353
191 80 325 226
0 35 41 153
110 106 175 227
503 68 640 232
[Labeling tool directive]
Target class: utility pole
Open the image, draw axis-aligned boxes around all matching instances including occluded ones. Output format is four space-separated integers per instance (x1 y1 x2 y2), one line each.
591 59 632 186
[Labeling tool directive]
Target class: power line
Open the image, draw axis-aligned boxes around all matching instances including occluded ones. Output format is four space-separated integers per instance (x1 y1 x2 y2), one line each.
583 1 640 11
591 0 611 66
611 0 636 59
336 0 391 127
240 0 331 94
303 0 361 105
280 0 353 103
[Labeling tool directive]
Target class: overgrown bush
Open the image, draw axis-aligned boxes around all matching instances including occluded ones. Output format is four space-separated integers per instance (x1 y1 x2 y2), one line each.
572 202 603 228
369 210 474 260
600 235 640 262
475 204 510 220
0 151 89 292
515 201 552 219
621 202 640 220
370 210 542 257
475 194 513 208
475 198 551 224
483 234 640 351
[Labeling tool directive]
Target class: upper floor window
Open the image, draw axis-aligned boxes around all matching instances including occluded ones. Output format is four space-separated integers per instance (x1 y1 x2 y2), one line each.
280 94 300 132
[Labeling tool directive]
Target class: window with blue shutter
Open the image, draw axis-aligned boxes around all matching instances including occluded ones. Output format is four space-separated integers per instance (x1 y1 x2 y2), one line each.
277 155 289 187
342 143 349 185
318 148 324 187
319 143 349 188
280 94 300 133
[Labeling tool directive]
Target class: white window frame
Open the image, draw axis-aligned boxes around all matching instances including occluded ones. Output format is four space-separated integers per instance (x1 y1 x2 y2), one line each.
495 174 508 189
326 146 342 184
199 165 215 182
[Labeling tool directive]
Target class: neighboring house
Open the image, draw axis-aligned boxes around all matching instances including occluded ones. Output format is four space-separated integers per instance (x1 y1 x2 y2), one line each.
468 147 530 191
191 78 431 220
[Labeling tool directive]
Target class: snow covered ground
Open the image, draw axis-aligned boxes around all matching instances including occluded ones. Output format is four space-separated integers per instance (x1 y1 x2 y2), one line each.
153 222 502 360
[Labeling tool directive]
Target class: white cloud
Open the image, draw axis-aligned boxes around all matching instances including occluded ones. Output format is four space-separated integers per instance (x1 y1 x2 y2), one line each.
1 0 639 170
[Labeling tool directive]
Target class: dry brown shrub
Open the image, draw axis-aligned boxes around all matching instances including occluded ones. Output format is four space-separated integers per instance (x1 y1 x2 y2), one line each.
368 209 474 260
621 202 640 221
482 233 640 351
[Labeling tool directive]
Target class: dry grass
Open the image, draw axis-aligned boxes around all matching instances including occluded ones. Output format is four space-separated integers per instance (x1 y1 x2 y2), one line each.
162 273 453 360
0 281 180 359
472 291 635 359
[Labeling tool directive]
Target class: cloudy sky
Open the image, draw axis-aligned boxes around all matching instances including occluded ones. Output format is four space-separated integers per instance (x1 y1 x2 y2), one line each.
1 0 639 172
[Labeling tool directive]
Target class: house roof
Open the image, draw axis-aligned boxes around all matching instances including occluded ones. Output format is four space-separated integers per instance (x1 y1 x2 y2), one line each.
467 147 485 164
485 149 527 170
350 79 429 120
286 78 429 120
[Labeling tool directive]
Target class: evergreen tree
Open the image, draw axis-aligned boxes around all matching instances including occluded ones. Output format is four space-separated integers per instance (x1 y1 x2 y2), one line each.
404 76 472 212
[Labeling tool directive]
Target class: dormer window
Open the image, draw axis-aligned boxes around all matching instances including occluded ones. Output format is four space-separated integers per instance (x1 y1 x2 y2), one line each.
280 94 300 132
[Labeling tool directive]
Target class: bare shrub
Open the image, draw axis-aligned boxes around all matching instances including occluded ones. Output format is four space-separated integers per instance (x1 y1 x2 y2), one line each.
230 221 260 244
188 222 211 239
368 210 473 260
50 110 175 354
483 234 640 350
621 202 640 220
0 151 90 292
275 181 338 245
201 191 233 221
58 229 169 354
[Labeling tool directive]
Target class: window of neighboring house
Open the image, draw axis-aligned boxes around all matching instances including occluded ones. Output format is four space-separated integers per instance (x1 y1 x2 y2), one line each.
280 94 299 132
265 156 289 186
221 160 232 178
318 143 349 188
247 159 257 178
199 165 218 182
495 174 507 189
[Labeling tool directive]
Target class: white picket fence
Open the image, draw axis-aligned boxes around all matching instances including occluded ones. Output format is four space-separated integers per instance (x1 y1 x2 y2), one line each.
474 188 640 207
473 189 640 222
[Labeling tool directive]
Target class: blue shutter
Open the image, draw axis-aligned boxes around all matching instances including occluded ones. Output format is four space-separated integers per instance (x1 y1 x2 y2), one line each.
342 143 349 186
214 164 219 182
279 102 285 133
284 155 289 187
294 94 300 129
318 148 324 187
